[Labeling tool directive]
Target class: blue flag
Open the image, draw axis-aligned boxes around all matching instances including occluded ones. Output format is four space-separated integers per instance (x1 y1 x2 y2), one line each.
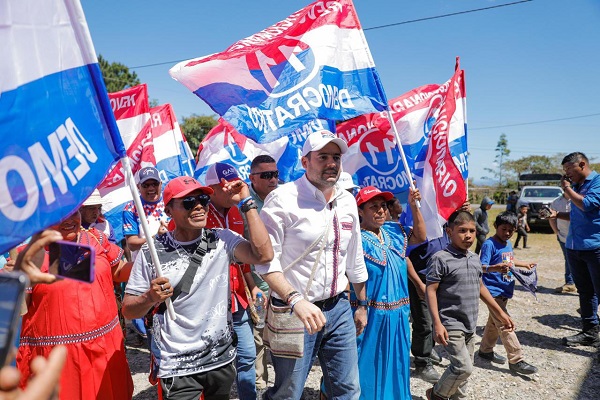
169 0 387 143
0 0 124 252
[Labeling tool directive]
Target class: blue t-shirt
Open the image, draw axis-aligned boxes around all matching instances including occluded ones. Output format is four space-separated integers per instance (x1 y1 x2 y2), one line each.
407 234 450 275
122 196 169 238
566 171 600 251
480 236 515 298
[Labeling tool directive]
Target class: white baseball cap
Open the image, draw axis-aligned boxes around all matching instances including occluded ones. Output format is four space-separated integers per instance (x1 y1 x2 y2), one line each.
301 130 348 157
338 172 359 190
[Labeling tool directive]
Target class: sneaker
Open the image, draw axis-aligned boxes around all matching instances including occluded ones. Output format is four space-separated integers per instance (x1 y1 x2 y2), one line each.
509 360 538 375
478 350 507 364
429 348 443 365
523 246 531 249
563 326 600 347
415 364 441 383
555 284 577 294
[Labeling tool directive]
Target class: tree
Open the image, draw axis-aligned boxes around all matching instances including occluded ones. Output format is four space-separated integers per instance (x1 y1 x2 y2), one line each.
98 54 141 93
504 155 558 181
483 133 511 186
180 114 219 155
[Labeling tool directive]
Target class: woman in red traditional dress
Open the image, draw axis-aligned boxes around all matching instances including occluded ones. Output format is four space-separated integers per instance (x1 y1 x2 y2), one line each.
17 210 134 400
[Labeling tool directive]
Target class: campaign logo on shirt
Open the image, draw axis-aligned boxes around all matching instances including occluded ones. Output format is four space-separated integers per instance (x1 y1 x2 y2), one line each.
341 222 353 230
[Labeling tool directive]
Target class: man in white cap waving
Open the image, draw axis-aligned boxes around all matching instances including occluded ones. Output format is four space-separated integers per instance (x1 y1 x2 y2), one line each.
257 130 368 400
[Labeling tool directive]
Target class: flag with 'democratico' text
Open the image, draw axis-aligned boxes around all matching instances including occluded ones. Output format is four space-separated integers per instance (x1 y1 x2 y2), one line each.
169 0 387 144
338 60 468 238
0 0 124 253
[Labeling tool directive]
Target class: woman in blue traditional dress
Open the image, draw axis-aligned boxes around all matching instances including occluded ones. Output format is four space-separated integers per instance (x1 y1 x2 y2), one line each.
351 186 426 400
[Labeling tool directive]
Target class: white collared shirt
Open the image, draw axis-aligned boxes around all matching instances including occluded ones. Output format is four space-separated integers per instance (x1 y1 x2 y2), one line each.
255 174 368 303
551 195 571 243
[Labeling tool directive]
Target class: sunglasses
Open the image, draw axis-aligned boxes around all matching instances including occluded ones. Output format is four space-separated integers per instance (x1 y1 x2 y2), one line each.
251 170 279 180
141 181 160 189
178 194 211 210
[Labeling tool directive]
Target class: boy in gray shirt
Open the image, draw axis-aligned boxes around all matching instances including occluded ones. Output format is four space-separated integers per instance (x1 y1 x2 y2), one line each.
425 211 514 400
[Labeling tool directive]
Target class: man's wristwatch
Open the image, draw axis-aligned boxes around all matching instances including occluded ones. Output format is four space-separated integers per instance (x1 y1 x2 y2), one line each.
356 299 369 308
240 199 258 213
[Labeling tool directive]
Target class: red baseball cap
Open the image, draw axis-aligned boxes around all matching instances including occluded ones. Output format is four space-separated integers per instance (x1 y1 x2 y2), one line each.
163 177 214 205
355 186 394 207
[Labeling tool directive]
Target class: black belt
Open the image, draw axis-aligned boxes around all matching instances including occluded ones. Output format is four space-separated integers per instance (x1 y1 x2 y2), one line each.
313 292 346 310
271 292 346 310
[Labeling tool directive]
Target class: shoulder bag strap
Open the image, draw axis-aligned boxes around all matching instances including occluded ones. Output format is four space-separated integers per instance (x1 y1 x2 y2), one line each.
304 200 335 298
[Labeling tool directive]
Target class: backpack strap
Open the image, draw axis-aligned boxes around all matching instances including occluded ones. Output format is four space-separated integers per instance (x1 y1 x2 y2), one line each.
157 230 217 314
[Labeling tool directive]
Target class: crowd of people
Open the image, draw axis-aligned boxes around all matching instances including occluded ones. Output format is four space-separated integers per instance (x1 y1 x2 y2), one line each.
2 138 599 400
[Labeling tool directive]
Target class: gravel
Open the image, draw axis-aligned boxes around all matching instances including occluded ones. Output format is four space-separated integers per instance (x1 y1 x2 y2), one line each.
128 237 600 399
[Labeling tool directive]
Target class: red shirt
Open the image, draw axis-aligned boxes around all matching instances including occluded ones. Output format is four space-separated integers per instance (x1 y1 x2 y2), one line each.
205 203 250 312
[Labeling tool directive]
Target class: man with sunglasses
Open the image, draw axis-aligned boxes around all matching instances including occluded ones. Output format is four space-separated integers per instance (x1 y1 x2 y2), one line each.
247 155 279 391
256 131 369 400
203 162 263 400
123 176 273 400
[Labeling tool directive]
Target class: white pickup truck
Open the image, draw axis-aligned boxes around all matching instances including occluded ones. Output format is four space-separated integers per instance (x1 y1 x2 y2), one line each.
516 186 563 228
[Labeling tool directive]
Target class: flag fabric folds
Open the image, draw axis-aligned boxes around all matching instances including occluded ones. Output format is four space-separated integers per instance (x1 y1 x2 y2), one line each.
0 0 123 253
169 0 387 143
195 118 328 186
99 85 196 241
337 61 468 238
99 84 152 241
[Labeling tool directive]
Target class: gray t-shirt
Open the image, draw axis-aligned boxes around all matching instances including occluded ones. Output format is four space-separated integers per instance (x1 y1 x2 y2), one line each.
426 245 482 333
126 229 244 378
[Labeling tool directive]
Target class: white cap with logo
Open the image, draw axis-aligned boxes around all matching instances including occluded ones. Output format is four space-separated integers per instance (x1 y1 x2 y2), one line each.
338 172 359 190
302 130 348 157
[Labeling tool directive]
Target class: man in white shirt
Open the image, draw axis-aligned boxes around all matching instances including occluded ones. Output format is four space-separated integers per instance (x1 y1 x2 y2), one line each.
550 192 576 293
256 130 368 400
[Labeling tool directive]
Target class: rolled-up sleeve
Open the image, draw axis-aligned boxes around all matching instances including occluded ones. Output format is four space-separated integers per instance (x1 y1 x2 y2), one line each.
346 209 368 284
582 177 600 212
255 195 284 275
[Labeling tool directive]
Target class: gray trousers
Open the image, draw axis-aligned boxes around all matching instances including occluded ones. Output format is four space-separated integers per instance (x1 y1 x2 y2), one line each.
433 330 475 399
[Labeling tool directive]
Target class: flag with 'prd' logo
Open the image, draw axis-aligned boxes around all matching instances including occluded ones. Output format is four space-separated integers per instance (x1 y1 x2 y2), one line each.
169 0 387 143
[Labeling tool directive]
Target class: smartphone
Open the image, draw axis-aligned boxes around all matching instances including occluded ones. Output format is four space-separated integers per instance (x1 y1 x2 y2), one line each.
0 272 29 366
48 241 96 283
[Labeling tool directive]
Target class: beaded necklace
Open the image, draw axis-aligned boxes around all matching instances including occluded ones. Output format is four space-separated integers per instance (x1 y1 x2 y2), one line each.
360 224 408 267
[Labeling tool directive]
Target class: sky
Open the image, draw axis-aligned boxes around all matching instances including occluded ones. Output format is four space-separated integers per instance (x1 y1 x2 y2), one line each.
80 0 600 184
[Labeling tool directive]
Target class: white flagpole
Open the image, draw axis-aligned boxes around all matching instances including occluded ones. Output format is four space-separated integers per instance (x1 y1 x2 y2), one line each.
122 157 176 321
383 110 421 208
460 63 469 198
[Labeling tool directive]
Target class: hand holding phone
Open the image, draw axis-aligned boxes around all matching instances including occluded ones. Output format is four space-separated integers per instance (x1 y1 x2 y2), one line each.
0 272 29 367
48 241 96 283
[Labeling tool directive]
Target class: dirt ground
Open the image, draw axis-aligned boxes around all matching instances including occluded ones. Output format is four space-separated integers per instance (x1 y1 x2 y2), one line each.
127 208 600 399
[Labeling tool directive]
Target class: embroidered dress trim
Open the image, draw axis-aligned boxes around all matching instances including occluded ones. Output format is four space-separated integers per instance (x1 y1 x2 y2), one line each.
20 316 120 347
360 225 408 267
351 297 410 310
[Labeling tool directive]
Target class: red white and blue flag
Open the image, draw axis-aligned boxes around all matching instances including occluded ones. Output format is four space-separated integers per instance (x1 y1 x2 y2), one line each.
0 0 124 252
99 86 196 241
170 0 387 143
195 118 329 185
337 62 468 238
99 84 151 241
